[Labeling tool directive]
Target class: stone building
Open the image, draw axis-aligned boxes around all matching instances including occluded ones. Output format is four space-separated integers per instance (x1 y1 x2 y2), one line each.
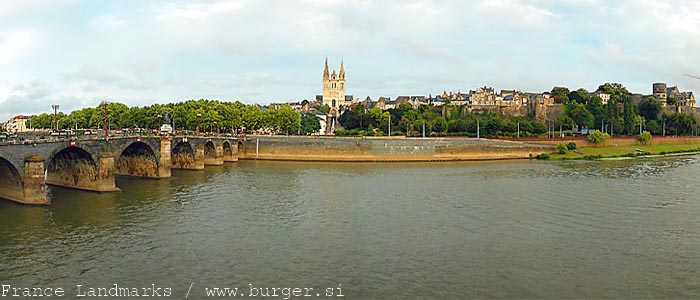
651 82 695 107
320 58 351 115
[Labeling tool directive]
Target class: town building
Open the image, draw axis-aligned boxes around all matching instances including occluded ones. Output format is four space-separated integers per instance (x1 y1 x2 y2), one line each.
650 82 695 107
5 115 30 133
590 90 611 105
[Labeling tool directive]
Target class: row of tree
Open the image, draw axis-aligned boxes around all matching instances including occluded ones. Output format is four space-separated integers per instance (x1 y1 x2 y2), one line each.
26 99 321 135
554 83 699 136
338 102 548 137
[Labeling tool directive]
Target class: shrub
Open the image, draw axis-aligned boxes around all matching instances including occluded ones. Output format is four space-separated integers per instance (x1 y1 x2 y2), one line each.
587 130 610 147
639 131 652 145
556 143 567 154
536 153 551 160
566 142 577 150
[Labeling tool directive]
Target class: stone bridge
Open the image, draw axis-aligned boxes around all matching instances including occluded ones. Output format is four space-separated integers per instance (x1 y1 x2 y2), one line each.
0 136 243 205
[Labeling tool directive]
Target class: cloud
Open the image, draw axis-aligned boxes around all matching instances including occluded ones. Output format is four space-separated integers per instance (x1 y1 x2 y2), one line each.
65 65 154 90
0 81 84 121
155 0 246 24
0 29 41 65
91 15 125 30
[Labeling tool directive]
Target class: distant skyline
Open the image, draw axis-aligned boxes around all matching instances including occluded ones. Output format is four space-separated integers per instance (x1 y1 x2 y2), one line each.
2 0 700 120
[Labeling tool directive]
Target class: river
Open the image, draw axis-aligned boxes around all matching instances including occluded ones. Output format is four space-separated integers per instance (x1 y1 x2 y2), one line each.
1 157 699 299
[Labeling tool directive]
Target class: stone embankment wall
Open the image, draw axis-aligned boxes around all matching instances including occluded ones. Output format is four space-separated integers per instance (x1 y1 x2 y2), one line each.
521 136 700 147
239 136 554 162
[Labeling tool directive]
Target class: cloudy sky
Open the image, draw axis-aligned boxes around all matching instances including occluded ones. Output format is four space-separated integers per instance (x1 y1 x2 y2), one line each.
1 0 700 120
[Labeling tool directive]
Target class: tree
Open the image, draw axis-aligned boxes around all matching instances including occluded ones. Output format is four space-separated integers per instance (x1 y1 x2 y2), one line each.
316 104 331 114
667 96 677 107
587 130 610 147
566 102 594 128
567 88 589 104
639 131 652 145
622 95 637 135
276 105 301 135
597 82 630 97
638 96 662 121
300 113 321 135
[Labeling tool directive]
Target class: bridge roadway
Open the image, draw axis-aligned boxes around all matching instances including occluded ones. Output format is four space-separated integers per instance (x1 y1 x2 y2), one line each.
0 135 244 205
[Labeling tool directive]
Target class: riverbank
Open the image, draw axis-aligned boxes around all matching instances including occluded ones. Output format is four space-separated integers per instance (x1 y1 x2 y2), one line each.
238 136 554 162
546 142 700 160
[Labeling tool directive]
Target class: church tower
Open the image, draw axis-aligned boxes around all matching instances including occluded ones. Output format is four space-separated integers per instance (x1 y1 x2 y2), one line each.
322 57 346 115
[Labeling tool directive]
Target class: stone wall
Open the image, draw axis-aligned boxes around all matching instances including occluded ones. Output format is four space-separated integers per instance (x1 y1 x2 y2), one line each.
239 136 554 162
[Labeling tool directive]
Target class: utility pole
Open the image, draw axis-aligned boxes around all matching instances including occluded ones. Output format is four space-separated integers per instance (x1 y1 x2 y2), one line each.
51 104 60 131
477 119 480 139
663 119 666 136
517 122 520 139
102 101 108 138
639 118 642 135
422 120 425 138
388 115 392 136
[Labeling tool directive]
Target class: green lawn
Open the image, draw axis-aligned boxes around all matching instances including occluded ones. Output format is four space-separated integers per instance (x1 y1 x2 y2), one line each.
549 143 700 160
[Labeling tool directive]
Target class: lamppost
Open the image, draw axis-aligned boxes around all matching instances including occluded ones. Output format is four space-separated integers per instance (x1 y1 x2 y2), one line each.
196 113 202 136
157 114 162 131
214 121 218 134
101 101 109 138
51 104 60 131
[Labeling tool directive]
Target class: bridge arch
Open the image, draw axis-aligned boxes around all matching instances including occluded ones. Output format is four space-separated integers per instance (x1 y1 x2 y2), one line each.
171 141 198 169
0 156 24 202
204 141 216 159
47 146 99 190
116 141 160 178
223 141 232 155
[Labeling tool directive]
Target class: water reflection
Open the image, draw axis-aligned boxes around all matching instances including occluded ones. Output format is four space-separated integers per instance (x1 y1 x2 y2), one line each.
1 156 699 299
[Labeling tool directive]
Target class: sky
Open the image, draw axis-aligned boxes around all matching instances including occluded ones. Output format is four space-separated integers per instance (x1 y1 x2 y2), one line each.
1 0 700 120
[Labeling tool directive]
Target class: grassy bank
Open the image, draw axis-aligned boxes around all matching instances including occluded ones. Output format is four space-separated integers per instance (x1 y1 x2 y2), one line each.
545 143 700 160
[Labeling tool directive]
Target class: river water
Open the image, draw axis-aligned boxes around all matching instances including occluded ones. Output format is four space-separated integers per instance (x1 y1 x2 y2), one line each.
1 157 699 299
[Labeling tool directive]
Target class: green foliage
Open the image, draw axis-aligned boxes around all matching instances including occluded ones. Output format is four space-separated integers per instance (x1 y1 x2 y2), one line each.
316 104 331 114
334 129 365 136
597 83 630 97
300 113 321 135
667 96 677 106
567 88 590 104
662 112 698 136
638 96 662 121
565 102 594 128
536 153 551 160
566 142 577 150
639 131 652 145
587 130 610 147
556 143 567 154
25 99 303 135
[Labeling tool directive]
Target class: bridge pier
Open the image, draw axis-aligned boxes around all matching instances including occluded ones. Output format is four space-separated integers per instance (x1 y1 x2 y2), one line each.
158 138 172 178
96 152 120 192
223 142 238 162
21 156 49 205
203 144 224 166
195 144 206 169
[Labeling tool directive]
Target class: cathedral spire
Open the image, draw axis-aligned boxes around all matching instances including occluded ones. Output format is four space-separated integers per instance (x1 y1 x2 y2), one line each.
323 56 329 80
339 58 345 79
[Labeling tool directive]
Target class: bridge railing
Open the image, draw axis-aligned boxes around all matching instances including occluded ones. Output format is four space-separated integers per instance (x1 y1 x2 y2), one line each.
0 133 248 146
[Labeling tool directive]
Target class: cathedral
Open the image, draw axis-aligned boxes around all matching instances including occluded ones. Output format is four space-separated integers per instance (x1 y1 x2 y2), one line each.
320 57 352 116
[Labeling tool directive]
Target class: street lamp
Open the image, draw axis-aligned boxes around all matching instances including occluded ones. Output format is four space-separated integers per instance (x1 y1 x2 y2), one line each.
51 104 60 131
157 114 162 131
196 113 202 136
101 101 109 138
214 121 218 134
